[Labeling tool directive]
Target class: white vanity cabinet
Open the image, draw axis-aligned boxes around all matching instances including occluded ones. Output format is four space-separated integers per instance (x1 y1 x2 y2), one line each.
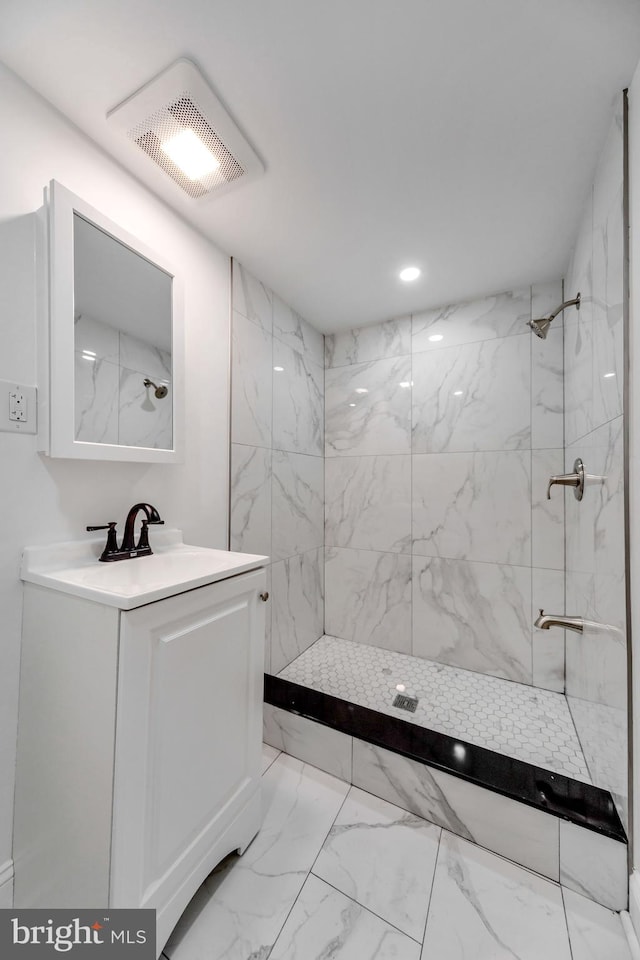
14 538 267 957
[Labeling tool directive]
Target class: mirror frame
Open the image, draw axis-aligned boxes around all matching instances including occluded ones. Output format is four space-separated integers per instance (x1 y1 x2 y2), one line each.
44 180 184 462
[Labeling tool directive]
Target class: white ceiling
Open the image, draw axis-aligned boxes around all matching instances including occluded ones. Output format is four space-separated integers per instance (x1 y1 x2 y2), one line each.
2 0 640 333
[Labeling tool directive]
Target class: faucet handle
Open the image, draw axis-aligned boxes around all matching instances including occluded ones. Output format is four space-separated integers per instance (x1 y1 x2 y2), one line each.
546 458 585 501
86 522 119 561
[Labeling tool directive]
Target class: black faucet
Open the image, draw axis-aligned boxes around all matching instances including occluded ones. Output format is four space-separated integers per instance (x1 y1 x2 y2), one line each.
87 503 164 562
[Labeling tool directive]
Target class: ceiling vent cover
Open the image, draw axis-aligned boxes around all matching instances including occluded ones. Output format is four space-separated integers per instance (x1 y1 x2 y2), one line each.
108 59 263 203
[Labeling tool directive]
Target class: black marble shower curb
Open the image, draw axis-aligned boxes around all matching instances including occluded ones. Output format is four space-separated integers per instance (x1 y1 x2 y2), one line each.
264 674 626 843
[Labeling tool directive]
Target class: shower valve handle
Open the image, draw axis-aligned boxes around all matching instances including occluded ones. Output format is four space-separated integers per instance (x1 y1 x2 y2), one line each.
546 458 585 501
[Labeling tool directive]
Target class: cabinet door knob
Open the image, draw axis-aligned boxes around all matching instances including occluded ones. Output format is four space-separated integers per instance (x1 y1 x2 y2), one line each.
259 592 270 602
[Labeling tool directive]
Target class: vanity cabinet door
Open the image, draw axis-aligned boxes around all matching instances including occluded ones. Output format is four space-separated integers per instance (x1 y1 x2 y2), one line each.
109 569 265 925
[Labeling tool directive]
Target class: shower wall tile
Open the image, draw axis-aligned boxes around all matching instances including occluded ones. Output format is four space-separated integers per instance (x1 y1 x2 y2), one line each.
272 340 324 457
412 557 532 683
74 354 119 444
232 261 273 332
411 334 530 453
271 547 324 674
412 450 531 565
324 546 412 653
592 186 624 428
325 356 412 457
567 695 627 826
273 293 324 367
263 703 352 782
118 366 173 449
566 618 626 709
532 326 564 449
563 100 627 828
231 260 325 677
324 455 411 554
230 443 272 556
532 449 565 570
272 450 324 561
532 568 565 693
559 820 627 911
231 310 273 447
564 264 594 446
325 316 411 368
351 741 560 880
411 288 530 353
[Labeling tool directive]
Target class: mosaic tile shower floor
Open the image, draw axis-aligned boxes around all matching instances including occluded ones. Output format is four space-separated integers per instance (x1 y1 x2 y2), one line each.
278 635 591 783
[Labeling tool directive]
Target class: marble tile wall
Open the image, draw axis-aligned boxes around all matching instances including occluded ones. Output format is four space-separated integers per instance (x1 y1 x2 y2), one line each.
324 283 565 690
230 262 325 673
563 99 628 830
74 314 172 448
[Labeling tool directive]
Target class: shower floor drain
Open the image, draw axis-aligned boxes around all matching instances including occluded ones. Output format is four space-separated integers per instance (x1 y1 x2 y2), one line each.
393 693 418 713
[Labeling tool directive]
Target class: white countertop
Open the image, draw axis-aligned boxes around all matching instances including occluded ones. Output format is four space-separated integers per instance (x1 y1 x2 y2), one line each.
21 529 268 609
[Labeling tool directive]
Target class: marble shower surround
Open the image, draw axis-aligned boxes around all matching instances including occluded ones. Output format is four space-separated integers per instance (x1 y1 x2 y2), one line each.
230 261 325 674
324 281 565 690
563 99 628 828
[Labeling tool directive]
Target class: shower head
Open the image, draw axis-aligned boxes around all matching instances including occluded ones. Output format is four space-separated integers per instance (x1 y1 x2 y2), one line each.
529 317 552 339
144 378 169 399
527 292 581 340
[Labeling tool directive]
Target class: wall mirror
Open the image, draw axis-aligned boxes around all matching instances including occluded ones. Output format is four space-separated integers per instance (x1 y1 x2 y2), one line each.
44 180 184 461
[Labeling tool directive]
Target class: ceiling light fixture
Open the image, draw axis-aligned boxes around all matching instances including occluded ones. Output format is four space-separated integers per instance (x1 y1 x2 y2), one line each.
399 266 420 282
161 129 220 180
107 58 264 203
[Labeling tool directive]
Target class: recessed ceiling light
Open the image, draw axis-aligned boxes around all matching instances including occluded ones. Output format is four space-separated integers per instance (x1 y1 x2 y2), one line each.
161 129 221 180
428 334 443 342
399 266 420 282
273 366 284 372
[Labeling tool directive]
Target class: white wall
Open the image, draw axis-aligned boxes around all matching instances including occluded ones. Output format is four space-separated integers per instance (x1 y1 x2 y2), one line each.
0 62 231 892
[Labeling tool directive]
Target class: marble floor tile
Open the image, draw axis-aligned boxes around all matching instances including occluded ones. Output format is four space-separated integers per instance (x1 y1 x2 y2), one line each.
280 636 589 782
562 888 632 960
312 786 440 941
422 832 572 959
262 742 281 775
269 874 421 960
164 754 349 960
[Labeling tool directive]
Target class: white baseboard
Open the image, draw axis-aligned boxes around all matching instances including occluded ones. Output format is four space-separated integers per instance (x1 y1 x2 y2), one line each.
626 871 640 959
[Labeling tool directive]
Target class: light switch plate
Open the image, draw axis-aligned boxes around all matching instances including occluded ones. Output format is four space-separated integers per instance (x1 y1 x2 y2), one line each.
0 380 37 434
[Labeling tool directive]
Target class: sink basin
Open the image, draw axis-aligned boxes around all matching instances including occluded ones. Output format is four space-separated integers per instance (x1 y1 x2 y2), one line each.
21 529 268 609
